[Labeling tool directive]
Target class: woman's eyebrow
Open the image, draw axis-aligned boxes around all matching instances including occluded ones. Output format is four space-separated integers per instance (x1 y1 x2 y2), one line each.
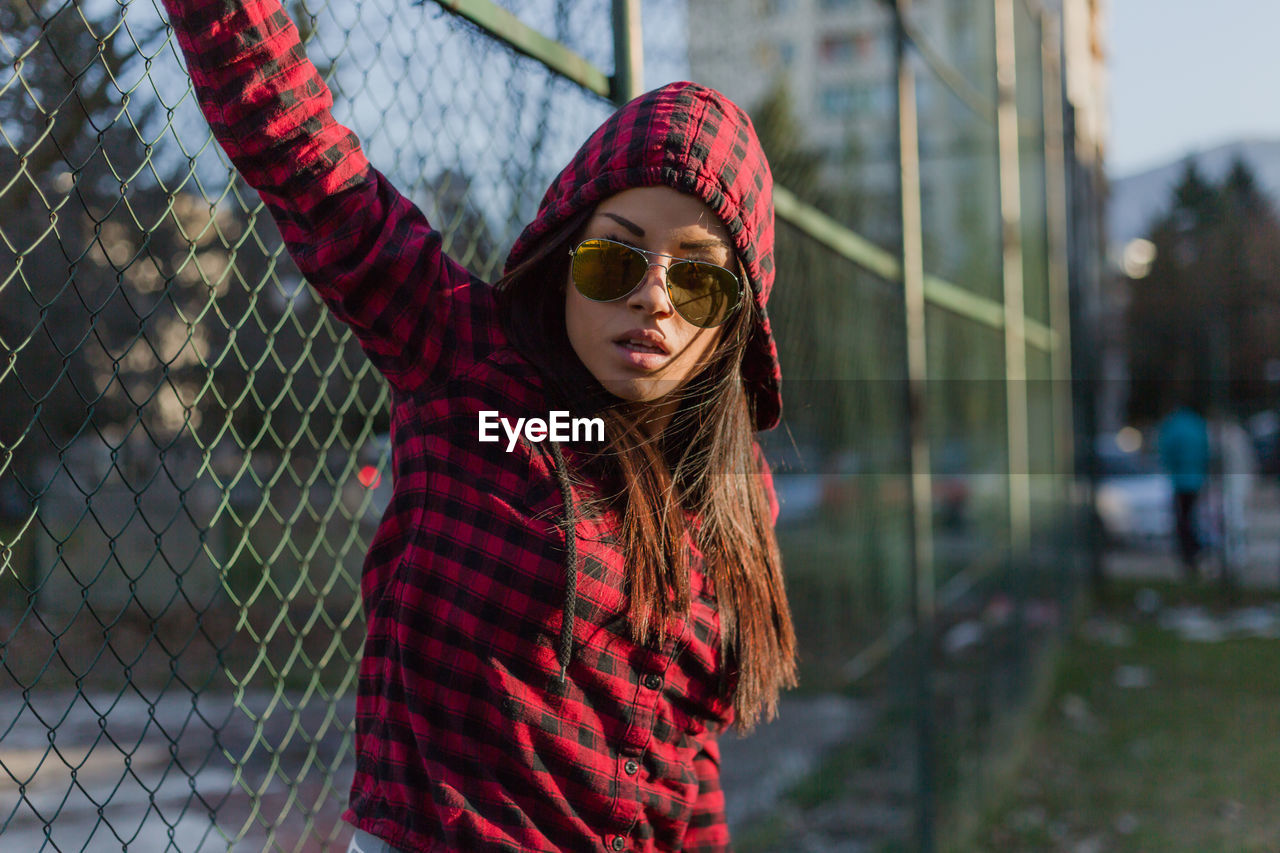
600 213 730 254
680 238 732 252
602 213 644 235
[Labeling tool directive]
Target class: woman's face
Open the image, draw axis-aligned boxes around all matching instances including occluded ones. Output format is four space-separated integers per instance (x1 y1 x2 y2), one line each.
565 186 735 412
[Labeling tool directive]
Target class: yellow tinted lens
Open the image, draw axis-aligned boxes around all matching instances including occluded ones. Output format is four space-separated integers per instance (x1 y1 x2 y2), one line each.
572 240 647 301
668 262 738 327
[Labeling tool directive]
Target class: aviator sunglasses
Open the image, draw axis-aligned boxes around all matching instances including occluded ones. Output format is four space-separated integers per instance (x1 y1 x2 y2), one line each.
568 238 743 328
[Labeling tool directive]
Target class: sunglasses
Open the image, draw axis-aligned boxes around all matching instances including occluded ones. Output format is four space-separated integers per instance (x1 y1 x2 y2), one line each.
568 238 743 328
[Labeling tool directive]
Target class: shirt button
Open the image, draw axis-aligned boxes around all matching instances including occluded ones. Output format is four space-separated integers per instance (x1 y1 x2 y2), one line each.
642 673 661 690
624 758 639 776
611 835 627 851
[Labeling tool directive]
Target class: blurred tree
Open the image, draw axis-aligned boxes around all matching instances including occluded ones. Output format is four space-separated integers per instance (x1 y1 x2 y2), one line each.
0 0 184 503
1218 160 1280 410
749 82 905 473
1125 159 1280 423
422 167 502 281
0 0 517 526
0 1 322 514
750 82 839 453
751 80 822 200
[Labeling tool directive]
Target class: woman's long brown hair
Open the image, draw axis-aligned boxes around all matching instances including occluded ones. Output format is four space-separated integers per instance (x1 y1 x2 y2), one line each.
495 210 797 731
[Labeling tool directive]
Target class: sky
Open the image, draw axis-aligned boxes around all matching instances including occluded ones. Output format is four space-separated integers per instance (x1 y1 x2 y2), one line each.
1108 0 1280 177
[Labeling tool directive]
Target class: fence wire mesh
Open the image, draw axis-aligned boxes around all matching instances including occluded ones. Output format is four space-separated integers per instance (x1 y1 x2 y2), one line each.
0 0 619 848
1 0 1097 849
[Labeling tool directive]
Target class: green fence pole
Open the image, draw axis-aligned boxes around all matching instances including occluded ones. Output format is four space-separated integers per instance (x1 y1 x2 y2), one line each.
890 0 936 847
436 0 611 96
610 0 644 105
995 0 1031 558
1039 9 1078 618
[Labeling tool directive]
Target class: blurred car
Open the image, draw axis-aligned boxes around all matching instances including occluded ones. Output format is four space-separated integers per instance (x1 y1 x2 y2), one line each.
764 443 829 524
767 441 976 529
773 473 825 523
1093 434 1172 546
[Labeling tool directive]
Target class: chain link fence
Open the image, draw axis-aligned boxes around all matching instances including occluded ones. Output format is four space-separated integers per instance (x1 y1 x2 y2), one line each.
1 0 1100 849
693 2 1098 845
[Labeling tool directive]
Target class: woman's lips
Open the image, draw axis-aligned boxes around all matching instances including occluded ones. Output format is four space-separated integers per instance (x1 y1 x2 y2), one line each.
612 329 670 370
614 339 671 370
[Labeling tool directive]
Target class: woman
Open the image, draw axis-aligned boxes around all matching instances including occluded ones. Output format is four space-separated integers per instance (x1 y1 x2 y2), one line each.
163 0 797 849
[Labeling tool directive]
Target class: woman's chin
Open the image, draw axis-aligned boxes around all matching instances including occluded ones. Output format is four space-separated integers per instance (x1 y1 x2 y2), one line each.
597 376 682 405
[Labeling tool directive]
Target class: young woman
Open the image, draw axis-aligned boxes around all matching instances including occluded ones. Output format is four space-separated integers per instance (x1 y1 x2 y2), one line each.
163 0 797 849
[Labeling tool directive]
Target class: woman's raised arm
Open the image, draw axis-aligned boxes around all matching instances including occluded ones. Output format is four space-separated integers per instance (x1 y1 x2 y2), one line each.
164 0 473 393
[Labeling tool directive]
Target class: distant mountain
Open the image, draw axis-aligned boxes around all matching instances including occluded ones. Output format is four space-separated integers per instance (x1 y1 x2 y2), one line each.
1107 139 1280 250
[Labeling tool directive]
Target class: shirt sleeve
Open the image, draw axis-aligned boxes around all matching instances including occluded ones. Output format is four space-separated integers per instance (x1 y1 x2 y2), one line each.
682 734 732 852
163 0 474 393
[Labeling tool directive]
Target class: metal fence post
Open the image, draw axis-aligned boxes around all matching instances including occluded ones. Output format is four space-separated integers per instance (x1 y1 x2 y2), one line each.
994 0 1030 559
1039 9 1078 612
889 0 935 847
611 0 644 105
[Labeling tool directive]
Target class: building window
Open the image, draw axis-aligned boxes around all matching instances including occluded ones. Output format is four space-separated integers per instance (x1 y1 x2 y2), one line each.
854 31 879 61
755 40 795 68
820 35 855 64
819 86 854 117
819 83 893 118
820 30 881 64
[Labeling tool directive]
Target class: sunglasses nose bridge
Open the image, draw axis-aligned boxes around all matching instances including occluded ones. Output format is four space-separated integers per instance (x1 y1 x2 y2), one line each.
634 248 673 277
624 244 671 287
628 255 678 312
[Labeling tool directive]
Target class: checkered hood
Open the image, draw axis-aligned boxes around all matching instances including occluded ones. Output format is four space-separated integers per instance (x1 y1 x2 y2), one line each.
505 81 783 431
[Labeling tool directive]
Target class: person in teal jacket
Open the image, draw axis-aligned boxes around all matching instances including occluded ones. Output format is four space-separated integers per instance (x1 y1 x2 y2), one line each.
1158 405 1210 577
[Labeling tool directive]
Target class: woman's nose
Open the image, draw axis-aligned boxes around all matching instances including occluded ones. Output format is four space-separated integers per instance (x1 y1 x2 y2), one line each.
627 263 675 315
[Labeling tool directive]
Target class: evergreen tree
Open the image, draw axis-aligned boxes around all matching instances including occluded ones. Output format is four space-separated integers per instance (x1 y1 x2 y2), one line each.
749 82 902 472
1125 158 1280 422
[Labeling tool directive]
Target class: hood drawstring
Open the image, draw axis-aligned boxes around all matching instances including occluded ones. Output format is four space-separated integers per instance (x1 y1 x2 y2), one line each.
548 441 577 684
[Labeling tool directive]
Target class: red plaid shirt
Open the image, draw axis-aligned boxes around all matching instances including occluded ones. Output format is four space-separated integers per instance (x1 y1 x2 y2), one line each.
164 1 782 850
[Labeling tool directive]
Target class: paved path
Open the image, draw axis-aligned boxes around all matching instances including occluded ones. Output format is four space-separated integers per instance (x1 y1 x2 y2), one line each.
0 689 356 851
719 694 872 833
0 686 865 851
18 480 1266 851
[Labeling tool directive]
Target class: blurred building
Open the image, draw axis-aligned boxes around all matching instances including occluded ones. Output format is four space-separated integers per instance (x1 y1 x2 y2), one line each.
688 0 1109 476
1060 0 1108 174
685 0 1107 172
687 0 1107 271
688 0 931 250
